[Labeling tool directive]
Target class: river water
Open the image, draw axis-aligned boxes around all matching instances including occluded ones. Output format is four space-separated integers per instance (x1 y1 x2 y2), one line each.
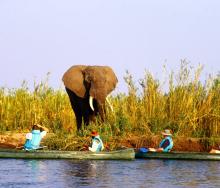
0 159 219 188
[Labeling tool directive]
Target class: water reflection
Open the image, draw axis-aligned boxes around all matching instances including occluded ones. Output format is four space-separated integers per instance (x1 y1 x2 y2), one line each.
0 159 220 188
0 159 49 187
26 160 48 183
67 160 99 178
64 160 101 187
61 160 139 188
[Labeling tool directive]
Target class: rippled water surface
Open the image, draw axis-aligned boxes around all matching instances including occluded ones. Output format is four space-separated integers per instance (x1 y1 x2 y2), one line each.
0 159 220 188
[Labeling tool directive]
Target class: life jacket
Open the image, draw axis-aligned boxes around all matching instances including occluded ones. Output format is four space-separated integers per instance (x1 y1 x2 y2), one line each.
159 136 173 152
92 136 104 152
24 130 42 150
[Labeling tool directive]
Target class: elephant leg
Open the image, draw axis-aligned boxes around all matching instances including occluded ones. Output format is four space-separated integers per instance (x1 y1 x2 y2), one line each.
81 98 92 126
65 87 83 130
74 111 83 130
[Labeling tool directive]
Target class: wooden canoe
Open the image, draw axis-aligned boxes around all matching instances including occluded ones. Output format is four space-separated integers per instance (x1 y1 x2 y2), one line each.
0 148 135 160
135 151 220 161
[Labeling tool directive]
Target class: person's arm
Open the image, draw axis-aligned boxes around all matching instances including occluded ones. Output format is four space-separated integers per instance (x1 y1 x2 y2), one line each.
37 125 49 132
37 125 49 138
156 148 164 152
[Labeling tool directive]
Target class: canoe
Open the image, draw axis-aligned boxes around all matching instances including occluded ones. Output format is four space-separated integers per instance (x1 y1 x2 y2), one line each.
0 148 135 160
135 151 220 161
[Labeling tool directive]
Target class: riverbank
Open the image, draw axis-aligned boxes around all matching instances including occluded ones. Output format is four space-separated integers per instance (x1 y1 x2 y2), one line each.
0 132 219 152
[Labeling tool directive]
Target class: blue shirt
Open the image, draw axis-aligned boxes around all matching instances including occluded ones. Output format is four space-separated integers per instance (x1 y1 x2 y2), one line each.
24 130 46 150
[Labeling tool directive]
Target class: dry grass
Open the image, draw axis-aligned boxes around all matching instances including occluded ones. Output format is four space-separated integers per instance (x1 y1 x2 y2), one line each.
0 61 219 149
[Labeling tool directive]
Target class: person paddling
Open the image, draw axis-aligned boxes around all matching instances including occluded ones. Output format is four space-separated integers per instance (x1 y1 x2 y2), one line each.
140 129 174 153
23 124 49 150
88 131 104 152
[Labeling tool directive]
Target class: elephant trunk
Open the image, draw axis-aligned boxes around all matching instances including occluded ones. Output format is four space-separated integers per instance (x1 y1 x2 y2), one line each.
97 102 106 121
89 84 110 120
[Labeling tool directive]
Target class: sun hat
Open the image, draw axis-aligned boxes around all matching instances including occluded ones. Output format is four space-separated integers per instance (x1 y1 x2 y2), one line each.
91 131 99 136
161 129 172 136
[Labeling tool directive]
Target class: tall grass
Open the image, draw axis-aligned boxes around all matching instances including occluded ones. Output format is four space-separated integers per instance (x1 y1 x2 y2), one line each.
0 80 76 133
0 61 219 140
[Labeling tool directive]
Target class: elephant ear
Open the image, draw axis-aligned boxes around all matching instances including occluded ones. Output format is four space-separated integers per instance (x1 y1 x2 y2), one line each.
62 65 87 98
104 66 118 94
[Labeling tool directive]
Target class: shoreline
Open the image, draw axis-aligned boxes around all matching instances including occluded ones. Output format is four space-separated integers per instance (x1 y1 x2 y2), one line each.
0 132 219 152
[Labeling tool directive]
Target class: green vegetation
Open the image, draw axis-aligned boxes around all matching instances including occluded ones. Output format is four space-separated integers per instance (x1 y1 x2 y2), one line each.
0 61 219 150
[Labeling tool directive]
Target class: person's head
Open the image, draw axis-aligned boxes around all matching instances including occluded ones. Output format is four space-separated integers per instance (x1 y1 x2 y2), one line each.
32 124 41 131
161 129 172 137
91 130 99 139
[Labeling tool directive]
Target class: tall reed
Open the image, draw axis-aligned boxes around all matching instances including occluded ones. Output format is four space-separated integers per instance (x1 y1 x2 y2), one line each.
0 80 76 133
0 62 219 139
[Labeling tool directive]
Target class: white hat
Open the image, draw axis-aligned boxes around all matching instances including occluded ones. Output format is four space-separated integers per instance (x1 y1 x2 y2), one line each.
161 129 172 136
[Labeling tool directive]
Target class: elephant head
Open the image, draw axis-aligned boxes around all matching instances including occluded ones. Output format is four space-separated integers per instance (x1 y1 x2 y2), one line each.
62 65 118 130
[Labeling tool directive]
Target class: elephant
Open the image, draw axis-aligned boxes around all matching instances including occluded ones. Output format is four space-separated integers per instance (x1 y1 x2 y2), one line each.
62 65 118 130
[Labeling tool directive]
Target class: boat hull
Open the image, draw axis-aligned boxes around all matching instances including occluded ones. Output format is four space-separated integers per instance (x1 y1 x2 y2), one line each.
0 148 135 160
135 151 220 161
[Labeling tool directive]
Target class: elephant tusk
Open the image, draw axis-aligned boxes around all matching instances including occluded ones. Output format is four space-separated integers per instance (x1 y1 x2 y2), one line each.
89 96 95 111
106 96 114 112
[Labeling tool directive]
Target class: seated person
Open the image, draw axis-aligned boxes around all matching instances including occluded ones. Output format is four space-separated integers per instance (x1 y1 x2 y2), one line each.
141 129 173 153
89 131 104 152
24 124 49 150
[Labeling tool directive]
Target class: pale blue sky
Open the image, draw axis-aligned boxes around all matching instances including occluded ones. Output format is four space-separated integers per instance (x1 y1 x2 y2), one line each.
0 0 220 93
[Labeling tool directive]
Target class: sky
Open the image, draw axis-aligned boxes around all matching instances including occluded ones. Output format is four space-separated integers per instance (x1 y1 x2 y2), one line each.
0 0 220 94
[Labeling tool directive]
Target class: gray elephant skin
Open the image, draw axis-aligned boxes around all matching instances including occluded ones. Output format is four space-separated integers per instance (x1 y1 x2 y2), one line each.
62 65 118 130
